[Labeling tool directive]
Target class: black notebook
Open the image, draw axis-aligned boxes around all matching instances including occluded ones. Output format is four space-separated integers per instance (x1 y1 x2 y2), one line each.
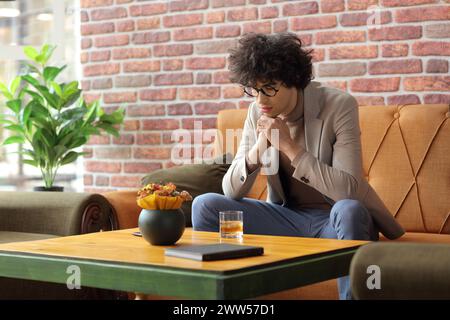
165 243 264 261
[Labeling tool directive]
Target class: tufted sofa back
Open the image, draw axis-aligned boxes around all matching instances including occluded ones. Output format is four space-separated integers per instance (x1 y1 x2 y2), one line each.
215 104 450 234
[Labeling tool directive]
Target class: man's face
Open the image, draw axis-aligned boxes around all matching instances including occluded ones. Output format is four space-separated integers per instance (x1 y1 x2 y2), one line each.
248 80 297 118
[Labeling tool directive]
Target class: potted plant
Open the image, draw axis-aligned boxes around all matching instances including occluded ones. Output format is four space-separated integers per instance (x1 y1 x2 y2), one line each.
0 44 124 191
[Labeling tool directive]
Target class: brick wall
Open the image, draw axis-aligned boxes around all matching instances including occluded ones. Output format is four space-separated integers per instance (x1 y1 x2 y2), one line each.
80 0 450 192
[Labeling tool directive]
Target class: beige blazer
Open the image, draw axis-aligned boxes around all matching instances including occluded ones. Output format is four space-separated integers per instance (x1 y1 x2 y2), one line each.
222 81 405 240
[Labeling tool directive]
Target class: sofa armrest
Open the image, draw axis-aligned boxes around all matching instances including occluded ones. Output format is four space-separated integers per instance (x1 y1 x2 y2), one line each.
350 242 450 299
0 192 116 236
102 190 141 230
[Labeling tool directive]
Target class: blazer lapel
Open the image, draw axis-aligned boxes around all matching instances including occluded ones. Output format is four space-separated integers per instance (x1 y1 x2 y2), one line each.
303 81 324 160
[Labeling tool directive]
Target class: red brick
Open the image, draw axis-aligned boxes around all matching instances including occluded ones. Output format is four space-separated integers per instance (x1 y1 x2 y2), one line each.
350 77 400 92
227 8 258 21
186 57 226 70
92 78 112 89
84 174 93 186
112 48 151 59
223 86 244 98
95 176 110 186
369 26 422 41
194 39 238 54
323 81 347 91
115 75 151 88
167 103 193 115
382 0 437 6
81 0 113 8
81 79 90 90
154 44 193 57
136 133 161 145
173 27 213 41
130 3 168 16
83 63 119 76
213 71 231 84
354 96 385 106
91 7 127 21
298 34 313 46
95 147 131 159
81 22 114 35
274 19 288 32
403 76 450 91
82 147 93 158
163 59 184 71
426 59 449 73
179 87 221 100
103 92 137 104
111 176 141 188
87 135 110 145
142 119 179 130
369 59 422 75
387 95 421 105
134 147 172 159
196 73 212 84
250 0 267 3
321 0 345 13
424 94 450 104
81 38 92 49
282 2 318 16
95 34 129 47
292 15 336 31
318 62 366 77
83 93 101 104
182 118 217 130
340 12 391 27
347 0 378 10
136 17 160 30
81 52 89 64
163 13 203 27
113 134 135 145
261 7 279 19
169 0 209 12
90 50 110 62
412 41 450 56
81 11 89 22
381 44 409 57
329 45 378 59
207 11 225 23
212 0 246 7
124 120 140 131
243 21 272 34
132 31 170 44
127 104 165 117
194 102 235 115
425 23 450 38
316 30 366 44
116 20 135 32
123 162 162 174
154 73 193 86
140 88 177 101
85 161 121 173
216 25 241 38
395 6 449 23
123 61 160 72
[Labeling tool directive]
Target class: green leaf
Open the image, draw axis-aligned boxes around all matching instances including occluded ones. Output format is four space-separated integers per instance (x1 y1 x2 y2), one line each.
35 85 59 109
44 65 66 83
60 90 81 109
24 89 44 105
0 118 15 125
6 99 21 114
60 151 79 165
21 101 33 126
68 136 87 149
24 46 39 61
41 44 56 65
23 159 38 167
2 135 25 145
97 123 120 138
4 124 25 135
0 81 13 100
10 76 21 96
24 63 41 74
51 81 62 97
84 100 99 125
22 74 41 87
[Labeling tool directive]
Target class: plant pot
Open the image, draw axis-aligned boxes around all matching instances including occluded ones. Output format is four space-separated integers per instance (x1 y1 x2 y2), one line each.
138 208 185 246
33 186 64 192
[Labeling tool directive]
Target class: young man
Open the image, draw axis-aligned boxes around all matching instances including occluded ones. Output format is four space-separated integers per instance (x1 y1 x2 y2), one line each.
191 33 404 300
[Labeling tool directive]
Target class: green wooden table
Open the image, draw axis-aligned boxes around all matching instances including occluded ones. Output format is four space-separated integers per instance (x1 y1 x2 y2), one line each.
0 228 368 299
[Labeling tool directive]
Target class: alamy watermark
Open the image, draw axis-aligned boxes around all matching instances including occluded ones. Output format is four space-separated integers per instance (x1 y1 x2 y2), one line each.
66 265 81 290
366 265 381 290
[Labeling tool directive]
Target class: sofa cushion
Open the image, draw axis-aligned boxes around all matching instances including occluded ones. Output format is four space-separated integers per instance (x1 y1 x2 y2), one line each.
0 231 59 244
380 232 450 243
141 154 231 227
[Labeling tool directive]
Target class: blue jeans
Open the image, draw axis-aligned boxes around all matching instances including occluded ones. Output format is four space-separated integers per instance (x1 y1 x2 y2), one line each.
191 193 379 300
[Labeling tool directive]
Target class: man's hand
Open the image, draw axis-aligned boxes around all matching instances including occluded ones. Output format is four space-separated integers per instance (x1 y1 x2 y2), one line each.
246 131 270 173
257 115 305 161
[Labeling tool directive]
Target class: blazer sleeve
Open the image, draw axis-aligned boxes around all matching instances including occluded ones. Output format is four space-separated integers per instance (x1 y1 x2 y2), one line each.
291 95 367 202
222 103 262 200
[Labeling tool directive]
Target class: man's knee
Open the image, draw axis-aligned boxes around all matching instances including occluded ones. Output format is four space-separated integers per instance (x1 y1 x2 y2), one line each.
191 193 224 230
330 199 369 226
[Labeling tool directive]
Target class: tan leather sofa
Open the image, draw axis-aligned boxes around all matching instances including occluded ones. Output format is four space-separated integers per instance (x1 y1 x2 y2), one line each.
104 103 450 300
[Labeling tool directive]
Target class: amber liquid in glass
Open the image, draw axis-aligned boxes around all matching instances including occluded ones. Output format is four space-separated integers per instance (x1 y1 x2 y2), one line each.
220 220 243 238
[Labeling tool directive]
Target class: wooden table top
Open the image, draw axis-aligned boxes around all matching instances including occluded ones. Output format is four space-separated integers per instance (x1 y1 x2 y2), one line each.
0 228 368 273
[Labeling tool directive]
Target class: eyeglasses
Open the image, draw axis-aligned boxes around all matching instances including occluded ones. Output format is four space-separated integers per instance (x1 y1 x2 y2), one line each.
243 85 280 98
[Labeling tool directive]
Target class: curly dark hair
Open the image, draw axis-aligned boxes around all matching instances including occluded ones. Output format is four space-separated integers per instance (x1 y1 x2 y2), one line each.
228 32 313 90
